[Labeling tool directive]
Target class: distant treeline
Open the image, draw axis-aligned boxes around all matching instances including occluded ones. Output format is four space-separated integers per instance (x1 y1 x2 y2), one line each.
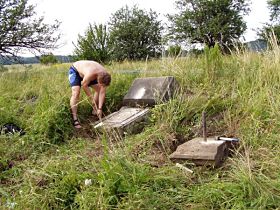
0 55 75 65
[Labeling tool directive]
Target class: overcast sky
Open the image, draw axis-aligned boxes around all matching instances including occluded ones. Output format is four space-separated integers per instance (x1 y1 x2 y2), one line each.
29 0 270 56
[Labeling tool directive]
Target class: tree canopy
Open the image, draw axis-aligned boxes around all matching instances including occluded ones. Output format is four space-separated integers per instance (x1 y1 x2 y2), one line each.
268 0 280 23
0 0 61 57
108 5 163 61
168 0 251 49
73 23 111 64
39 53 58 65
257 0 280 43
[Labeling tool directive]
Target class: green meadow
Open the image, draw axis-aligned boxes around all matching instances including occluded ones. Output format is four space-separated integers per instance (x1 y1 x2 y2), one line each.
1 45 280 209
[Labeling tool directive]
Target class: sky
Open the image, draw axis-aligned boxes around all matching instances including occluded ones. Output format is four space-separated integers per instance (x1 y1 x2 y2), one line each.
28 0 270 56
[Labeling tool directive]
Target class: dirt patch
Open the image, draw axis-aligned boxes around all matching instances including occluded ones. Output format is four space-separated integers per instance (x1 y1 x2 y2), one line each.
84 137 105 159
73 115 99 139
130 111 238 168
131 132 183 167
181 111 230 138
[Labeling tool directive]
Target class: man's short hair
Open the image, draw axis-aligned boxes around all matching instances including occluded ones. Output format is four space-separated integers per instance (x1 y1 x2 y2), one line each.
98 72 111 86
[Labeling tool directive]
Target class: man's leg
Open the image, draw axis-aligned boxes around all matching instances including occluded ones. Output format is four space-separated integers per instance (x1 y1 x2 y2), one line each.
70 86 82 128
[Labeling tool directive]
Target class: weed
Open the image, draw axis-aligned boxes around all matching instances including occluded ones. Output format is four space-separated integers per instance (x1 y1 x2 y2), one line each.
1 43 280 209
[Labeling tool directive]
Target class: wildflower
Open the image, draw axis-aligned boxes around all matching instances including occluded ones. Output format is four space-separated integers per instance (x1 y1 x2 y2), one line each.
84 179 92 186
6 201 17 209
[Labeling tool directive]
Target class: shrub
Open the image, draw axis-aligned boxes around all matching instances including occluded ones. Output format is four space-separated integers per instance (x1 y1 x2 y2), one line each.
40 54 58 65
31 96 73 145
167 45 181 57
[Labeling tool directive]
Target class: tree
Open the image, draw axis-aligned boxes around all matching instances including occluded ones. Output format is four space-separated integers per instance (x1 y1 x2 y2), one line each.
109 5 163 61
167 45 182 57
168 0 251 50
73 23 111 64
268 0 280 22
258 0 280 43
0 0 61 58
40 53 58 65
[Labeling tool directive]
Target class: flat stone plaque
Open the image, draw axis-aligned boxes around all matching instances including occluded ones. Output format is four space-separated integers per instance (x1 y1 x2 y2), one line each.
93 107 150 136
123 76 178 107
170 137 227 167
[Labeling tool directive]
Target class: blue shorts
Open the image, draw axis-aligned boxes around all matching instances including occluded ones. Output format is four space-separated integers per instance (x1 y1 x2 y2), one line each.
68 66 98 87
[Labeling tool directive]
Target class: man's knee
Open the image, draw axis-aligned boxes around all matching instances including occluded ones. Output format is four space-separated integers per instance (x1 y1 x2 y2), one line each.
71 87 80 99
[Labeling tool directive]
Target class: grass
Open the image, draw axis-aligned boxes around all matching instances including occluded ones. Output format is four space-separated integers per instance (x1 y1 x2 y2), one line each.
1 45 280 209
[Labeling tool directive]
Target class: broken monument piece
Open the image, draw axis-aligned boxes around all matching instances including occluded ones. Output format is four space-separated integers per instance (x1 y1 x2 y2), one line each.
94 106 150 136
170 137 227 167
170 112 234 167
123 76 178 107
93 76 179 136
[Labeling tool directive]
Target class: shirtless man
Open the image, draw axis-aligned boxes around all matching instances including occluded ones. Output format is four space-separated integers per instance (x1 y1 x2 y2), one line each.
68 60 111 128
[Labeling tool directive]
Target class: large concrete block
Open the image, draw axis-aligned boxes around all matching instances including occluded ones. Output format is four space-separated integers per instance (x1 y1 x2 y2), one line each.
123 76 178 107
93 107 150 136
169 137 227 167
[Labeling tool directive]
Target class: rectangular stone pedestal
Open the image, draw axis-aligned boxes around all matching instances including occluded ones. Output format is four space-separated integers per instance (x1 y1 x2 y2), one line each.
169 137 227 167
93 107 150 136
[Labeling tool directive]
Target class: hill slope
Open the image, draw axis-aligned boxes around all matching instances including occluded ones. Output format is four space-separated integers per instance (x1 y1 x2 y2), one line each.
1 47 280 209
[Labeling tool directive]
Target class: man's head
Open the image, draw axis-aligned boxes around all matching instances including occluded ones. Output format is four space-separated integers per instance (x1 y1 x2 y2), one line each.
98 72 111 86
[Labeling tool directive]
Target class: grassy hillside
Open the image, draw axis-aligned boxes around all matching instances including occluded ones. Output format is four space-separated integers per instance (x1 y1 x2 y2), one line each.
1 45 280 209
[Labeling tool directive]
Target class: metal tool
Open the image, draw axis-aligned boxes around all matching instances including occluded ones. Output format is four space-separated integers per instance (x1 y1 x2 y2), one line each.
202 111 207 141
216 136 239 142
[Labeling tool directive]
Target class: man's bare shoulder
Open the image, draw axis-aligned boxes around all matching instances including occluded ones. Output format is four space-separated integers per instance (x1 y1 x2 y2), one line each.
75 60 104 68
74 61 107 79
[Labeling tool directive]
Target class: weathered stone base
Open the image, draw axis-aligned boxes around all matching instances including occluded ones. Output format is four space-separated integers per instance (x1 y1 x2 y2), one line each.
169 137 227 167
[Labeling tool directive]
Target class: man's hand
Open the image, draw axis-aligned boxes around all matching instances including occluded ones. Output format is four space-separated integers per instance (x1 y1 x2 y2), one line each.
92 108 97 116
97 109 102 118
92 107 102 118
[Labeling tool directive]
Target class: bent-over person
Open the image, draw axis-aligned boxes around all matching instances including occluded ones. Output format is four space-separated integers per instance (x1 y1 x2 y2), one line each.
68 60 111 128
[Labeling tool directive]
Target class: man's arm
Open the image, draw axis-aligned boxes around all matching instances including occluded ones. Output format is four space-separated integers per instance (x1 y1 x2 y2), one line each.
96 86 106 118
81 77 94 101
98 86 106 109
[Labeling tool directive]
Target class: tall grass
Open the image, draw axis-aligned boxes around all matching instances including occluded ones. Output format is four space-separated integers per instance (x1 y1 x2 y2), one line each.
1 40 280 209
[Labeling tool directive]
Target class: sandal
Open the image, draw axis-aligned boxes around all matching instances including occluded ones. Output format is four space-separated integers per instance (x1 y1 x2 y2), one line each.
73 119 82 128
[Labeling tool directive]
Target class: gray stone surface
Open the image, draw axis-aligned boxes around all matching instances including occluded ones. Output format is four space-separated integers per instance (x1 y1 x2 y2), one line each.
94 76 178 136
123 76 178 107
93 107 150 136
169 137 227 167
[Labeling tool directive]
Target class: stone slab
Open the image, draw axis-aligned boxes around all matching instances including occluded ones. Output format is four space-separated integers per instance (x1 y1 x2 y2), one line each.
169 137 227 167
123 76 178 107
93 107 150 136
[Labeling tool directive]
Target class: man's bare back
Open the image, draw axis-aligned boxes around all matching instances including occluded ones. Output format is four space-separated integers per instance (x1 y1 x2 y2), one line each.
73 60 106 81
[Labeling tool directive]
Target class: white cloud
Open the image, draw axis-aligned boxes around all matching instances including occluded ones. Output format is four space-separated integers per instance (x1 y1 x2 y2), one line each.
243 0 270 41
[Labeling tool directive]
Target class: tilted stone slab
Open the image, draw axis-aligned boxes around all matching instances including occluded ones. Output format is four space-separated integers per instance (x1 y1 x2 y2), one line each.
122 76 178 107
93 107 150 136
93 76 178 137
170 137 227 167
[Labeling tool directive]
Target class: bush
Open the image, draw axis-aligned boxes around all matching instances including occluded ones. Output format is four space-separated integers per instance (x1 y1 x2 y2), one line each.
51 172 85 209
40 54 58 65
31 97 73 145
74 23 112 64
167 45 181 57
